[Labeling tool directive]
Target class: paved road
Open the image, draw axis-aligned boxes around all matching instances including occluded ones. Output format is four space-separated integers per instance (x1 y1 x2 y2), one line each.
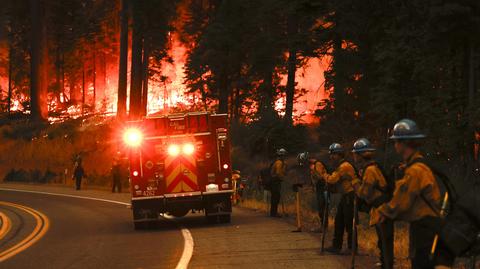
0 184 376 269
0 190 184 269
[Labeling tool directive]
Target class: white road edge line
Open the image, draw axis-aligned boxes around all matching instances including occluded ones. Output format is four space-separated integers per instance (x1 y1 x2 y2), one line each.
163 215 194 269
0 188 194 269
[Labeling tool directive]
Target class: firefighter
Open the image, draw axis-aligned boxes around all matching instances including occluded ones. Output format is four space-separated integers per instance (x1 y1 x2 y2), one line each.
371 119 454 269
322 143 357 254
73 157 85 191
351 138 393 269
111 154 122 193
270 148 287 217
309 157 329 232
232 170 241 204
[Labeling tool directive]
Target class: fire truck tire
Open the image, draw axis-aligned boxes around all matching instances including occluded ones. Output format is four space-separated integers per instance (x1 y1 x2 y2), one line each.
206 215 217 223
220 214 231 223
206 214 231 224
134 221 147 230
170 208 190 218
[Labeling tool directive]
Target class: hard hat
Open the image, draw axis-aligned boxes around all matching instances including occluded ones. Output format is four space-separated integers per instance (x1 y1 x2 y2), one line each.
352 138 376 153
328 143 344 154
276 148 287 156
389 119 426 140
297 152 309 164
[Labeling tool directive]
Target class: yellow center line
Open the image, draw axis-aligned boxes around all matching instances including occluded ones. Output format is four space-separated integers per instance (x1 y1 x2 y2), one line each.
0 211 12 241
0 201 50 262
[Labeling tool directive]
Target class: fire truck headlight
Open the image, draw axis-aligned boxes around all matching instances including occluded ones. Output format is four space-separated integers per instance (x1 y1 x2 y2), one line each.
183 143 195 155
124 128 143 147
168 144 180 156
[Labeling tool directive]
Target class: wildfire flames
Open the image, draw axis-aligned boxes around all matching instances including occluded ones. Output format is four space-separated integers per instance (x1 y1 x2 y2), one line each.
0 29 328 125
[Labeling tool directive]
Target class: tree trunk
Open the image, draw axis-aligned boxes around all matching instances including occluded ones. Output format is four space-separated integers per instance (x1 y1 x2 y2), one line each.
218 73 229 114
61 52 66 103
55 47 62 105
129 5 143 119
69 76 80 104
234 87 241 122
100 51 106 109
466 40 476 181
82 60 86 115
332 35 344 115
284 49 297 125
259 68 275 119
7 42 13 114
117 0 129 118
29 0 48 121
93 44 96 111
141 39 150 116
284 14 297 126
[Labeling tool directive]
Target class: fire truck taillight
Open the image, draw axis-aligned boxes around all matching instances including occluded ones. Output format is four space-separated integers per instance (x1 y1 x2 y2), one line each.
183 143 195 155
168 144 180 156
123 128 143 147
223 164 229 169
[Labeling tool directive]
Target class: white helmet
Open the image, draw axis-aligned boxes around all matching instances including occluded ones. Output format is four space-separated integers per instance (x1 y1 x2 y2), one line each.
276 148 287 156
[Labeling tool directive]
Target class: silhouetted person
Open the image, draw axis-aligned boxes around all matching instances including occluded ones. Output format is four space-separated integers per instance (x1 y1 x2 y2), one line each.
73 160 85 190
111 158 122 193
270 148 287 217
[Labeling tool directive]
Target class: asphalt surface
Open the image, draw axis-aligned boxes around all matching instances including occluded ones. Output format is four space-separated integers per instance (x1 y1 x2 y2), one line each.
0 184 377 269
0 190 184 269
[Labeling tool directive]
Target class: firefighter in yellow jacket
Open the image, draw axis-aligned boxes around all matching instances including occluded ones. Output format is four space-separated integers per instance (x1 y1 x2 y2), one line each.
371 119 454 269
322 143 357 254
309 157 329 230
351 138 393 269
270 148 287 217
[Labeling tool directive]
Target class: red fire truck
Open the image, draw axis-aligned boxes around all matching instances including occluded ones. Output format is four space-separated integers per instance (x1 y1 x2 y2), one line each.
122 112 233 229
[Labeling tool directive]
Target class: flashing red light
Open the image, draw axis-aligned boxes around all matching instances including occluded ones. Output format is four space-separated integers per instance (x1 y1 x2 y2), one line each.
223 164 229 170
168 144 180 156
124 128 143 147
183 143 195 155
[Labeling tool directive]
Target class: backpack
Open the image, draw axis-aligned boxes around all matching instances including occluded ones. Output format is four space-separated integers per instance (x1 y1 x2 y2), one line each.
373 163 396 206
260 160 280 191
355 162 394 212
409 158 480 257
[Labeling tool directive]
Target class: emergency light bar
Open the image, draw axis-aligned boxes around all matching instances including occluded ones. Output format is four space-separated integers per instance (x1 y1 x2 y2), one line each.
124 128 143 147
183 143 195 155
168 143 195 156
168 144 180 156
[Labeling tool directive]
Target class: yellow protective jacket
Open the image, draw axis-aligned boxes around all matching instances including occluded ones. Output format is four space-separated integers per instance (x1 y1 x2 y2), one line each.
352 162 387 205
270 159 286 181
372 152 441 224
321 160 355 194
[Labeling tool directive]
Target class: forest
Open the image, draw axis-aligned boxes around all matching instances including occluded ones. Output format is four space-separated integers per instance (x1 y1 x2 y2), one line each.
0 0 479 181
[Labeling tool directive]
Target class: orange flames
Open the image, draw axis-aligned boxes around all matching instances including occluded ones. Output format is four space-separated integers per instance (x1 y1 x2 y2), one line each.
0 35 328 125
